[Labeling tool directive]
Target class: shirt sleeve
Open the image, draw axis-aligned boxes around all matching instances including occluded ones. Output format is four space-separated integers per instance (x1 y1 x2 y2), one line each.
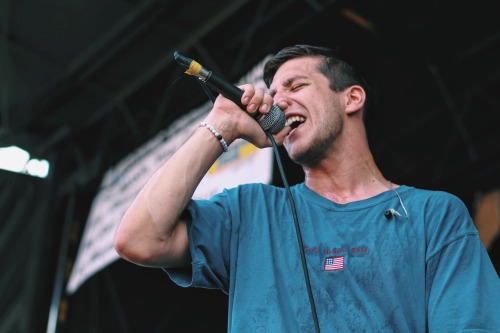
163 193 233 294
425 194 500 332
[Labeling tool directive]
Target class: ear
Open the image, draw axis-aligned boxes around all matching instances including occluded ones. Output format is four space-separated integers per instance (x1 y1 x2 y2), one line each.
344 85 366 115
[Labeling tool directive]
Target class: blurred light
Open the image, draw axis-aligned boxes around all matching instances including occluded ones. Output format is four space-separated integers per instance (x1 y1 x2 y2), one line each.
0 146 29 172
341 8 375 32
0 145 50 178
25 159 50 178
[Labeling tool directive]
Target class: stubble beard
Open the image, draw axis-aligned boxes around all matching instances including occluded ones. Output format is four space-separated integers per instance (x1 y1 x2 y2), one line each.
287 112 344 167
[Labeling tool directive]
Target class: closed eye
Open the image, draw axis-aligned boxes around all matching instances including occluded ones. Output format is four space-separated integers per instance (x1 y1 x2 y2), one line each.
291 84 306 91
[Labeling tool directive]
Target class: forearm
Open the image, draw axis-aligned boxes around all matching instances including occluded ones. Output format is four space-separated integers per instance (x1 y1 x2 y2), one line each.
144 127 224 228
114 126 225 268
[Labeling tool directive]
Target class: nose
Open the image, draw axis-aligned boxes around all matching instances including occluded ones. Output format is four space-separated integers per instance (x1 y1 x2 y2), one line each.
272 92 291 112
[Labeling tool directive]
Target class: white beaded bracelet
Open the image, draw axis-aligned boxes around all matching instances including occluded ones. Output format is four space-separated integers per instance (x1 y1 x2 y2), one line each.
197 122 229 153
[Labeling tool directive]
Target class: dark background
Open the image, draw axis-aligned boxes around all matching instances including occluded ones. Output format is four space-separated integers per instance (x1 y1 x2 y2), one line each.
1 0 500 332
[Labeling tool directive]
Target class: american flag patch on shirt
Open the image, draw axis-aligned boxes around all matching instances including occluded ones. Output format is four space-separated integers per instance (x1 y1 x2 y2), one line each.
324 256 344 271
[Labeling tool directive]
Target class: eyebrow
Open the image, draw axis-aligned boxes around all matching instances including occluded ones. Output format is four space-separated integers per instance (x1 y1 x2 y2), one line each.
269 75 310 97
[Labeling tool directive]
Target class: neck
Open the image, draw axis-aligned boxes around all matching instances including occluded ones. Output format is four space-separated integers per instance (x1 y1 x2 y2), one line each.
303 144 390 204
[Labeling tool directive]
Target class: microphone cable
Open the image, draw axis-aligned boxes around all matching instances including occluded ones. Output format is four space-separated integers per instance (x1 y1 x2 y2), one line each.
190 72 321 333
266 132 321 333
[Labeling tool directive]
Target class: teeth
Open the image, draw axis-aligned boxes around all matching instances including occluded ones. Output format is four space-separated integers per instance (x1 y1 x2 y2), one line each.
285 116 305 127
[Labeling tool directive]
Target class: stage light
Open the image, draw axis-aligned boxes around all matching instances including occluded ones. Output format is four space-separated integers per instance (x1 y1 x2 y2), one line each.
0 145 50 178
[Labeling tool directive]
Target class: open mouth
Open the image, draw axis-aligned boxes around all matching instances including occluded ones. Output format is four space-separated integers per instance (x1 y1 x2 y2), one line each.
286 116 305 132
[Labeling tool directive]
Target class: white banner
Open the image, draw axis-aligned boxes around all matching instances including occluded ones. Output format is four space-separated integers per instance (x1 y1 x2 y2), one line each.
66 56 274 294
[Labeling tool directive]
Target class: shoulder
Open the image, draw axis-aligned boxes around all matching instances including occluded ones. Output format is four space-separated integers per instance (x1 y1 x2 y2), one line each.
402 186 469 216
212 183 289 202
224 182 284 194
403 186 478 255
403 185 461 201
242 183 282 191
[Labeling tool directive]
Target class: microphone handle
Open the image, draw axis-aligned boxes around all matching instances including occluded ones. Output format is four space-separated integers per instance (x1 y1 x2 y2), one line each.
173 51 286 133
204 72 257 117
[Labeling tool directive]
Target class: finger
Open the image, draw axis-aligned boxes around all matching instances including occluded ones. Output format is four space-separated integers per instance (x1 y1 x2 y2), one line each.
272 126 291 145
239 84 255 107
245 87 265 115
258 94 274 114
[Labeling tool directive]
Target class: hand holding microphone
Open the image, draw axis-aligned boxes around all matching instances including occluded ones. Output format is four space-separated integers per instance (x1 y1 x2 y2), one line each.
173 51 286 134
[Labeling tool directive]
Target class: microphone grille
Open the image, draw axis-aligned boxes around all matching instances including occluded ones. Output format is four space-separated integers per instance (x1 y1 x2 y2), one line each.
258 105 286 134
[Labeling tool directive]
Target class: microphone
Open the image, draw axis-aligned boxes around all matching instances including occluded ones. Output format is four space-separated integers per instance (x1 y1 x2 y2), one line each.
173 51 286 134
384 208 402 219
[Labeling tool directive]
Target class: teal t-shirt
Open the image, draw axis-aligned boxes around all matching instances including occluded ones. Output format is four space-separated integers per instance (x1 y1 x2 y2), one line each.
165 184 500 332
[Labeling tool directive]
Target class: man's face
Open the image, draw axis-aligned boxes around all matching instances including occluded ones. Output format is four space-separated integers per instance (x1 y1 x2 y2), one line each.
269 56 345 166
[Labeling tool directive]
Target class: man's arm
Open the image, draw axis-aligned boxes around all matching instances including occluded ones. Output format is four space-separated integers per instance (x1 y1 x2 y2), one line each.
113 85 287 269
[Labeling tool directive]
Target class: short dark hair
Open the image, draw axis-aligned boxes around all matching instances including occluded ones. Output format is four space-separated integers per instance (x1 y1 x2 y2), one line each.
263 44 372 113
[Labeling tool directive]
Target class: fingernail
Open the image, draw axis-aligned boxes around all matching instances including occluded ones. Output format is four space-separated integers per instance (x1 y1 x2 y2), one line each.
260 104 269 112
248 104 256 112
